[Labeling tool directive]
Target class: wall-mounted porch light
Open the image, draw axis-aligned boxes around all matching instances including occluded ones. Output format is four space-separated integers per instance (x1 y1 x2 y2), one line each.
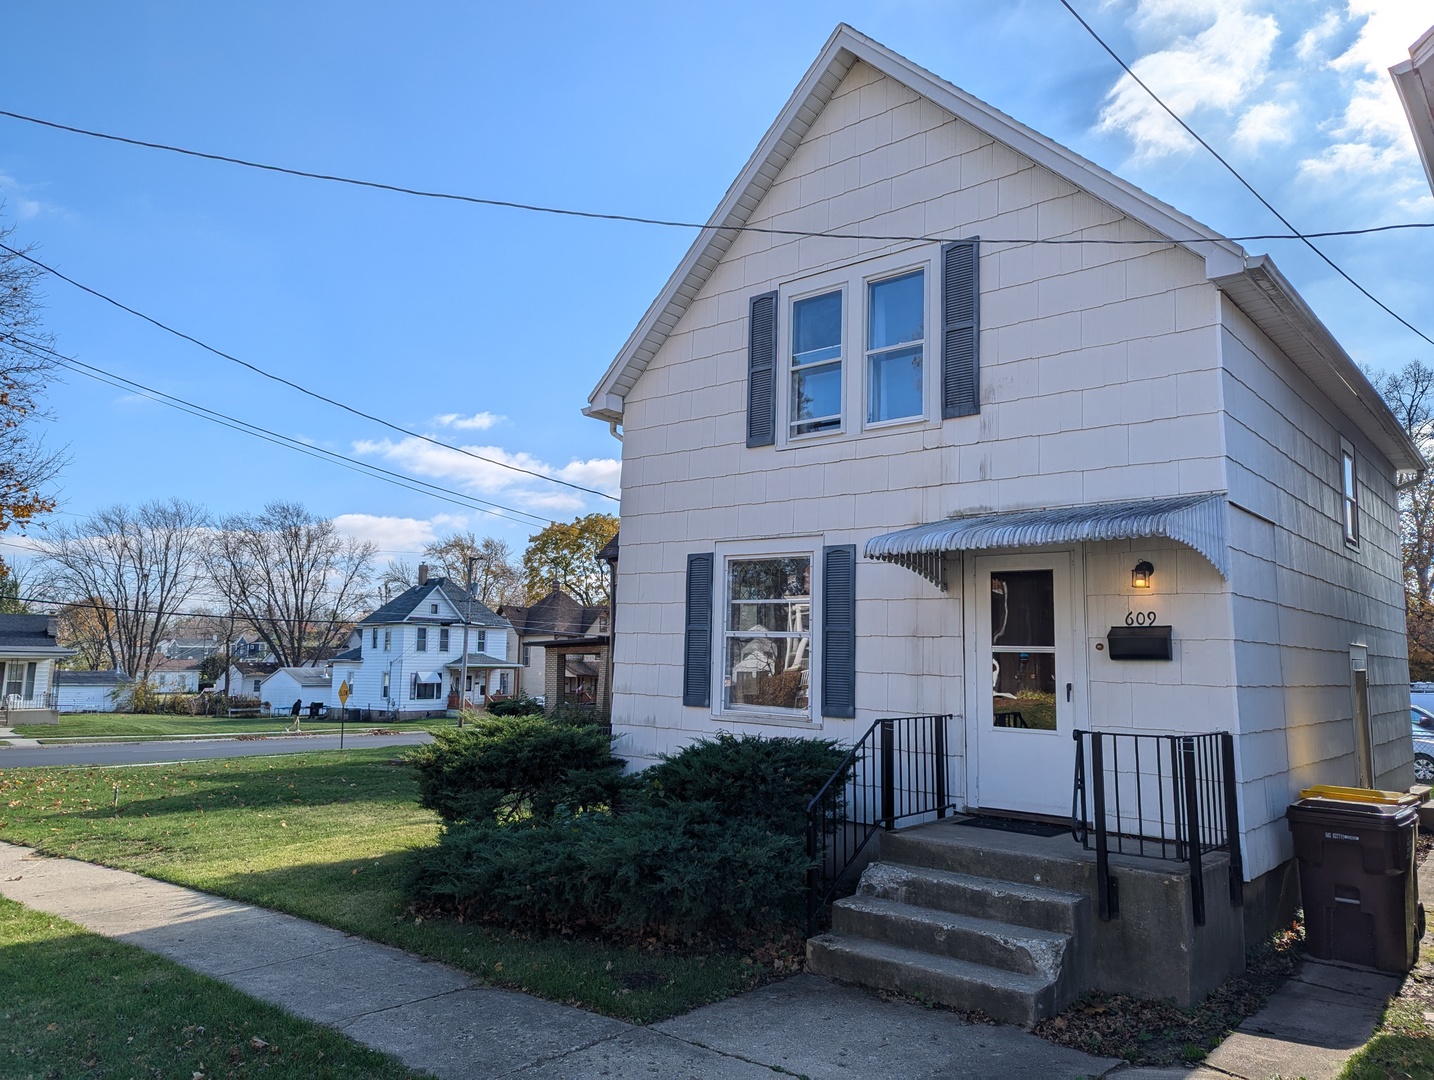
1131 560 1155 589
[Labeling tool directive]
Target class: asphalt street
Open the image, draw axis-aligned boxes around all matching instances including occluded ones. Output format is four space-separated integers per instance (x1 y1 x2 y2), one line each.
0 731 433 768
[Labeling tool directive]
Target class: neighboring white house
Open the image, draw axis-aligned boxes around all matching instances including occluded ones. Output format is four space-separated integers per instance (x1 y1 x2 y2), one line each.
148 658 203 694
54 669 124 713
346 567 516 717
260 666 333 715
0 615 77 723
1392 25 1434 195
215 661 278 699
586 25 1425 1005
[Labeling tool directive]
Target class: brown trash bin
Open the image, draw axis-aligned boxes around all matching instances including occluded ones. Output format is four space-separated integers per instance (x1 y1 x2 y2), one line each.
1286 791 1422 973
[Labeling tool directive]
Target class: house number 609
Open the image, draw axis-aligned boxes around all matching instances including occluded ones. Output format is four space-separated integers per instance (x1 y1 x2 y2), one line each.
1126 611 1157 626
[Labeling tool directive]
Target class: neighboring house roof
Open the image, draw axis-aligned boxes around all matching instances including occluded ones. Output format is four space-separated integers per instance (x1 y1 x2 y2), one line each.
359 578 510 630
1392 25 1434 195
150 658 202 674
584 23 1423 477
0 614 77 657
265 666 332 689
55 669 125 687
597 532 619 563
442 652 515 669
502 591 608 639
233 661 279 677
331 647 362 662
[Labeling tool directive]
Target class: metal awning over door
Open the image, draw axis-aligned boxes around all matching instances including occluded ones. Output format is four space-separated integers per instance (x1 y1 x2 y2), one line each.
864 493 1229 590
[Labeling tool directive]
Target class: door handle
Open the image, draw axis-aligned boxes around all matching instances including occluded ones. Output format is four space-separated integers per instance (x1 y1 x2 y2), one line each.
1066 683 1072 703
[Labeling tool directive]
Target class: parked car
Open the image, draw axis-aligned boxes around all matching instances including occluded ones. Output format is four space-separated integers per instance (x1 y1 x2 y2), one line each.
1412 705 1434 784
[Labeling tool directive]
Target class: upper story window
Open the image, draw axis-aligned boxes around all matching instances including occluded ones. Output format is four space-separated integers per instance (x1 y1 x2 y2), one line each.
1341 439 1359 547
416 627 428 652
384 629 391 651
429 603 438 614
371 628 378 649
866 270 925 424
439 628 450 652
790 290 843 437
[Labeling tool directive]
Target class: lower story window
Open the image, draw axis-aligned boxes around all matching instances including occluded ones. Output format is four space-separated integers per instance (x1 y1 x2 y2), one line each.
414 680 440 700
723 555 811 714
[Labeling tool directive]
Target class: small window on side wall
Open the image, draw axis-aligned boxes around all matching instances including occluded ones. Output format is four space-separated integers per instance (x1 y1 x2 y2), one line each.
1340 438 1359 547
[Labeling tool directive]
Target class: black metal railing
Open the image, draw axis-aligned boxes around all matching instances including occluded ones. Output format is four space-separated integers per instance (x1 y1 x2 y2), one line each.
1070 729 1243 926
805 714 957 933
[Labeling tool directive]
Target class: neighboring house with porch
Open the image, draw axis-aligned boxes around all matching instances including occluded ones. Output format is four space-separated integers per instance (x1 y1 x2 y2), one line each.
54 669 125 713
586 25 1424 1018
500 590 611 710
347 566 516 716
0 615 77 723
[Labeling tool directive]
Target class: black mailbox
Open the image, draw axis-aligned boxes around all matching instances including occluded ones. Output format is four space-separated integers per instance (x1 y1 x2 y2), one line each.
1107 625 1173 660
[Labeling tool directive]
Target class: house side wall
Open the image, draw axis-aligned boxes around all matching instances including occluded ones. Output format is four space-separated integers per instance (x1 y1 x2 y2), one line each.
610 60 1229 769
1219 296 1409 880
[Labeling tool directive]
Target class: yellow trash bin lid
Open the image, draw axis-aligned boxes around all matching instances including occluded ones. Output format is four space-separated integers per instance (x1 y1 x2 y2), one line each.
1298 784 1420 807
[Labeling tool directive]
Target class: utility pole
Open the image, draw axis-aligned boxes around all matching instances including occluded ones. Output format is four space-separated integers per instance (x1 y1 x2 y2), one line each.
457 554 477 728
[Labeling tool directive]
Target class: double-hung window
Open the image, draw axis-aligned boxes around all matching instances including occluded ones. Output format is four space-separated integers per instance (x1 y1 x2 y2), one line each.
723 555 811 714
1341 439 1359 547
416 627 428 652
439 628 449 652
866 270 925 424
790 291 843 437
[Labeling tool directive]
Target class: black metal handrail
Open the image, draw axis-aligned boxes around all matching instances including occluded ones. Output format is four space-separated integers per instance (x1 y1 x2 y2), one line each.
805 714 956 933
1071 728 1243 926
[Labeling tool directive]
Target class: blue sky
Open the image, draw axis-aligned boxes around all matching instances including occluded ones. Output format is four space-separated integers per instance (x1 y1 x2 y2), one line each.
1 1 1431 568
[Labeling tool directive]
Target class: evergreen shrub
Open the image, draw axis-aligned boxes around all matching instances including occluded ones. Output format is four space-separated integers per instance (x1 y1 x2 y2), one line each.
486 694 543 717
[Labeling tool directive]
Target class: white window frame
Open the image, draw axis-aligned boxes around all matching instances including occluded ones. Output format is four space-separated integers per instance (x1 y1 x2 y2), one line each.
384 629 391 651
439 627 450 652
776 246 936 448
713 536 822 726
1340 438 1359 548
416 627 428 652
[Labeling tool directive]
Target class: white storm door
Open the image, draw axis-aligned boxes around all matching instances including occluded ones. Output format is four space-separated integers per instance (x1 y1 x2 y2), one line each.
966 553 1078 818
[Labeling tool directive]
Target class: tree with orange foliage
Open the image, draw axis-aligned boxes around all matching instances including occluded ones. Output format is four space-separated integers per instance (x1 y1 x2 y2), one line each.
0 214 65 562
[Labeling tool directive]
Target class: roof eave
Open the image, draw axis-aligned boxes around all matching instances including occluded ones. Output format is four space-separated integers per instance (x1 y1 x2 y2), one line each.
1391 48 1434 194
1211 256 1426 477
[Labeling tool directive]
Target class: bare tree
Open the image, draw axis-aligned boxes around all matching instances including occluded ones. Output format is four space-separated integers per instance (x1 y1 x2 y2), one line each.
379 559 414 603
33 499 209 681
422 532 521 606
1369 361 1434 679
205 501 375 667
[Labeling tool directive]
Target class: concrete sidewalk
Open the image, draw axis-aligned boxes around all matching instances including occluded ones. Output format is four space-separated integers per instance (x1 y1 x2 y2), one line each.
0 839 1414 1079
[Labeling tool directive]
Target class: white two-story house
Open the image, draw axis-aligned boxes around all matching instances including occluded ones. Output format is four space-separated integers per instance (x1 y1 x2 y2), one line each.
586 26 1426 1012
342 567 516 717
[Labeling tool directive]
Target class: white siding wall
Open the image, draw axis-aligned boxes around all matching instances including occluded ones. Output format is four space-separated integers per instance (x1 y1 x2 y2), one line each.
1219 298 1409 878
611 61 1227 770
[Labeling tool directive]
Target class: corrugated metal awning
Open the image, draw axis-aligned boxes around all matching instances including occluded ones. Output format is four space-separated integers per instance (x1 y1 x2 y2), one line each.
864 493 1229 590
415 671 443 684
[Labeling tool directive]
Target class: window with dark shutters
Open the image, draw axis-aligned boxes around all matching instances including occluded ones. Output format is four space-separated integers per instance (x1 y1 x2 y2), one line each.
747 292 778 447
683 553 714 706
822 545 856 718
941 239 980 419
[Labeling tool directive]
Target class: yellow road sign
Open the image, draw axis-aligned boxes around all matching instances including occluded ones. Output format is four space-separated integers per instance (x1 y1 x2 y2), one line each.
338 680 351 705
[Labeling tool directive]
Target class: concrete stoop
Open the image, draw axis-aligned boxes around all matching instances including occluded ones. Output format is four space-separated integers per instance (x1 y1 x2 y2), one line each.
807 828 1094 1028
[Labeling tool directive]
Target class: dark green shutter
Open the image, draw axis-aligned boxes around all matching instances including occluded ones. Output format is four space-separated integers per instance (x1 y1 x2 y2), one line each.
683 553 714 707
822 544 856 718
941 239 980 419
747 291 778 447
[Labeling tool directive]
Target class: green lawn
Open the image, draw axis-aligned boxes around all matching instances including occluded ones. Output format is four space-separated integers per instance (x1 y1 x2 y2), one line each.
0 749 782 1022
12 713 458 740
1338 936 1434 1079
0 895 430 1079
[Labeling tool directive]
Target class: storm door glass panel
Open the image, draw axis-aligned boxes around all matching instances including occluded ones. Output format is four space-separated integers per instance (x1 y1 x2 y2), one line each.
3 663 23 699
22 663 35 699
791 291 843 437
989 569 1056 731
724 556 811 713
866 270 924 423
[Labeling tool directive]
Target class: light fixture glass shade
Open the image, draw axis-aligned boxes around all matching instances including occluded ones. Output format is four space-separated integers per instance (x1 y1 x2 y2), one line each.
1132 560 1154 589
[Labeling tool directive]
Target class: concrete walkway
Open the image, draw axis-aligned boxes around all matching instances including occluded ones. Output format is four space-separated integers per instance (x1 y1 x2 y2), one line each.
0 839 1415 1079
0 724 42 748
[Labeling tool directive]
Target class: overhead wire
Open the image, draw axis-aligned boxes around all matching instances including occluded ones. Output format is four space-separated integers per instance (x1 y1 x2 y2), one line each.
1056 0 1434 350
7 334 557 529
0 242 618 503
2 107 1432 247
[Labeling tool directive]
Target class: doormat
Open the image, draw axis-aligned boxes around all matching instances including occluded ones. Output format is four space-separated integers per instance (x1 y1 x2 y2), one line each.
955 815 1069 838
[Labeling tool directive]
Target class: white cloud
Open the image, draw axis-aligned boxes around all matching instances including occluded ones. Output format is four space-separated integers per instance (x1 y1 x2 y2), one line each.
1098 0 1280 158
1295 10 1342 62
1232 100 1298 149
331 513 442 554
0 171 60 220
352 436 620 513
1297 1 1431 188
433 411 504 431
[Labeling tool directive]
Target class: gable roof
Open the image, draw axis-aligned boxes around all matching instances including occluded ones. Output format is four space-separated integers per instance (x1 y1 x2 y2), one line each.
585 23 1423 476
0 614 75 655
265 666 333 689
502 590 608 638
359 578 510 630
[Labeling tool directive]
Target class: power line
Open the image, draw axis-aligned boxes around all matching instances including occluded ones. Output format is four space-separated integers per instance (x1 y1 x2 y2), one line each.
2 107 1432 247
0 242 619 503
1057 0 1434 350
9 335 556 529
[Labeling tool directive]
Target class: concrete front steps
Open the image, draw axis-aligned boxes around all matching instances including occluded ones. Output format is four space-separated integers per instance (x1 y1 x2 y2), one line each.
807 823 1095 1028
